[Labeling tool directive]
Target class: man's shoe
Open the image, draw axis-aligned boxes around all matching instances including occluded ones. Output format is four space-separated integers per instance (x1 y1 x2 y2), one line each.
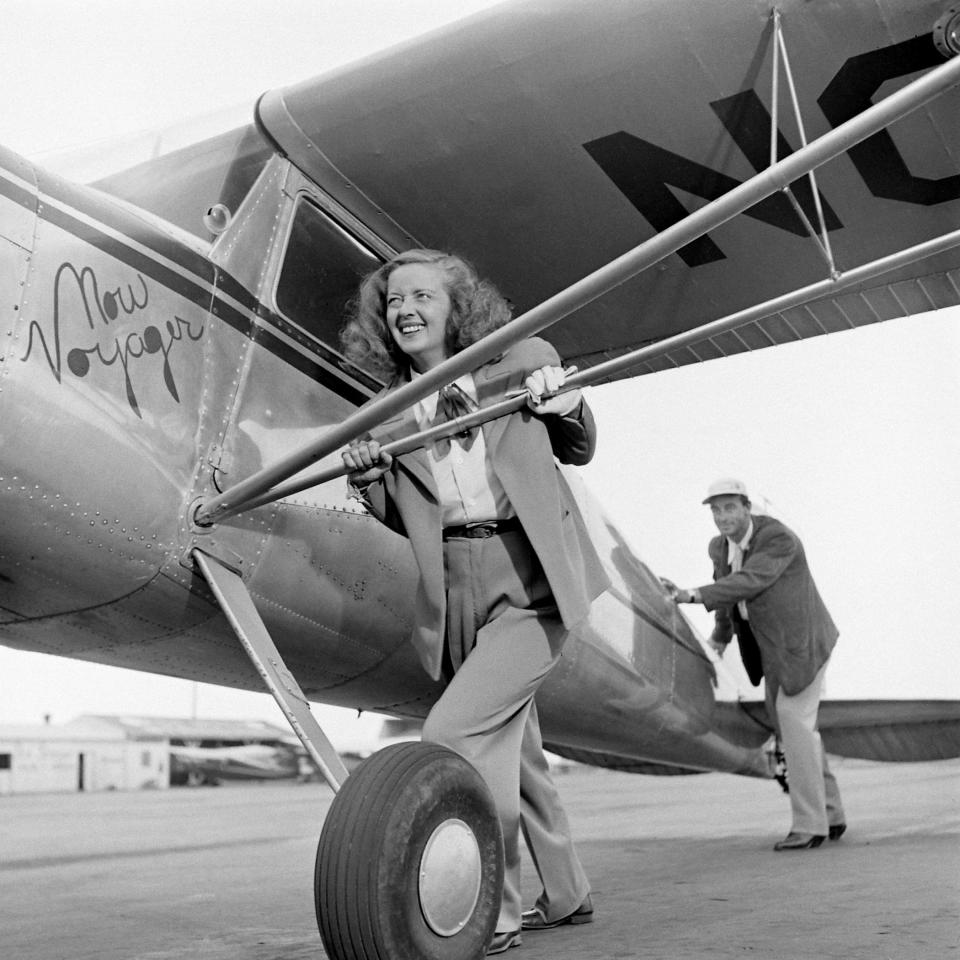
828 823 847 841
774 832 826 851
487 929 522 955
521 894 594 930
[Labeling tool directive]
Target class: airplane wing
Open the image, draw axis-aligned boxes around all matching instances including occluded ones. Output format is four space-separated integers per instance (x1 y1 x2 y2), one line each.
740 698 960 762
541 698 960 772
255 0 960 383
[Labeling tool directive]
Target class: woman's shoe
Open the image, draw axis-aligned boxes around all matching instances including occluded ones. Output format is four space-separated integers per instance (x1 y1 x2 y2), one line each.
487 929 522 954
521 894 594 930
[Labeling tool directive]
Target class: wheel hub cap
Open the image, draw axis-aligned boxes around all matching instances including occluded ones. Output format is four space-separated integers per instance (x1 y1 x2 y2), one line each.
418 818 482 936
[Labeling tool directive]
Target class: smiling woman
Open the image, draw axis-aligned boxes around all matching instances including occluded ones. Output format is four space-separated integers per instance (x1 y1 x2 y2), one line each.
340 249 512 383
338 248 605 947
385 262 454 372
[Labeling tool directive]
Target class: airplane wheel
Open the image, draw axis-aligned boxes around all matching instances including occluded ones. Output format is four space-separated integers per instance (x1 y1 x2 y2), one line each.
315 741 503 960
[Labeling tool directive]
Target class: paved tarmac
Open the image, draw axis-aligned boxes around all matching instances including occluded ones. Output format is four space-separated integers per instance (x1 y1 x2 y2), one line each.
1 756 957 960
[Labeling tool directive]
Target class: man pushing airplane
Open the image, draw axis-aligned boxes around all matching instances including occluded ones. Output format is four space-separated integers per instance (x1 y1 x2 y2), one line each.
661 478 847 851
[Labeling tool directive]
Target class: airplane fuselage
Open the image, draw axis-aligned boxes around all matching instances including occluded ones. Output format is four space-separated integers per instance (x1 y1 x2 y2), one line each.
0 140 771 779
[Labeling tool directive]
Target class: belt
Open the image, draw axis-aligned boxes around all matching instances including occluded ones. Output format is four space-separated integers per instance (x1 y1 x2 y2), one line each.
442 517 522 540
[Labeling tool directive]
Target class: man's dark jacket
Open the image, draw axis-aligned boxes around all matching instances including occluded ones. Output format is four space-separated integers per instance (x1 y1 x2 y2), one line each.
698 514 837 696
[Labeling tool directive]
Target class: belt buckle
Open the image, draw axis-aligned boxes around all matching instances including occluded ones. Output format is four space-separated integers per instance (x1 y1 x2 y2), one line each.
467 522 497 539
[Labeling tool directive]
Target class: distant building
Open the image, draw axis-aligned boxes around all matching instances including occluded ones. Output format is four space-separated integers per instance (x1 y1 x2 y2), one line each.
0 721 166 795
71 714 293 746
0 715 296 795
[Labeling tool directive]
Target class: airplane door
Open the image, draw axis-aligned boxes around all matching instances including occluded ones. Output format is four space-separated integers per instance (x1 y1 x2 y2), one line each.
206 176 387 501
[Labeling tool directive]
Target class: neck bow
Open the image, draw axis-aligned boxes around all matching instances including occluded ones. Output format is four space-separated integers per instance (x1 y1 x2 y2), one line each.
432 382 479 455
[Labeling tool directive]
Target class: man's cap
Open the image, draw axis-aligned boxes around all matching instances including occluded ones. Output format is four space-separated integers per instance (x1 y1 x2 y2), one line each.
702 478 749 504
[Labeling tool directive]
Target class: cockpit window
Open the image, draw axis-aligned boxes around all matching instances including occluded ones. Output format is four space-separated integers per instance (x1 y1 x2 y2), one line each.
275 198 381 352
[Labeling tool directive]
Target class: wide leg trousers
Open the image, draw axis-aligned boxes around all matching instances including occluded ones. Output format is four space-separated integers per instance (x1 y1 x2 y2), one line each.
770 660 845 835
421 528 590 933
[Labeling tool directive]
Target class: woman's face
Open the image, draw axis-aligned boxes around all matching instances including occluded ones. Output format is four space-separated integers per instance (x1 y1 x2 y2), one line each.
384 263 453 373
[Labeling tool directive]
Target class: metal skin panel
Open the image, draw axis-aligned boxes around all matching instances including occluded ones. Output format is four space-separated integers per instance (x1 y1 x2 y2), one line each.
0 165 210 620
260 0 960 377
0 147 37 250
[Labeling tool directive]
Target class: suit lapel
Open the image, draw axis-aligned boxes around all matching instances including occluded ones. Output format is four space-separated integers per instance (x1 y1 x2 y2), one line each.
716 537 732 576
742 515 762 560
475 354 521 453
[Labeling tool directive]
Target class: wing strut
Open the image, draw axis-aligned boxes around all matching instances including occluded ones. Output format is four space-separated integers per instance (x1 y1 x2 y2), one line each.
771 9 837 275
210 225 960 517
194 50 960 528
193 549 350 792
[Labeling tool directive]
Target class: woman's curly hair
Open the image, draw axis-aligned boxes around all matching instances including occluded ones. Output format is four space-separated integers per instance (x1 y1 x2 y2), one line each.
340 249 512 383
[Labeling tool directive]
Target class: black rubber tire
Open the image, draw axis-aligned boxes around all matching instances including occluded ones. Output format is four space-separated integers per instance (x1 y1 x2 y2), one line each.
315 741 503 960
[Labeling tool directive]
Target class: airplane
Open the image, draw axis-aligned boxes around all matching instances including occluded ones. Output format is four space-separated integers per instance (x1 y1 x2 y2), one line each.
2 0 960 957
169 741 300 786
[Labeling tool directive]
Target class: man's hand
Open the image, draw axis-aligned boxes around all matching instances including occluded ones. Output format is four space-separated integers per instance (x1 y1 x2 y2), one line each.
660 577 696 604
660 576 679 600
525 365 581 417
342 439 392 486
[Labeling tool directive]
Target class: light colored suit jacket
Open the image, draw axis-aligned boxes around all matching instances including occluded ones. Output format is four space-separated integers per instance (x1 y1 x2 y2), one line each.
360 337 609 680
698 514 837 696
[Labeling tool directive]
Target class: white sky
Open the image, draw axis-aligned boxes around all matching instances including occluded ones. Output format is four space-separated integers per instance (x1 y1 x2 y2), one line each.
1 1 958 748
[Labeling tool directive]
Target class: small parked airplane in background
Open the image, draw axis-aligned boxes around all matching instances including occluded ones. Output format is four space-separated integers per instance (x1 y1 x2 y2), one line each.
2 1 959 957
169 741 300 786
